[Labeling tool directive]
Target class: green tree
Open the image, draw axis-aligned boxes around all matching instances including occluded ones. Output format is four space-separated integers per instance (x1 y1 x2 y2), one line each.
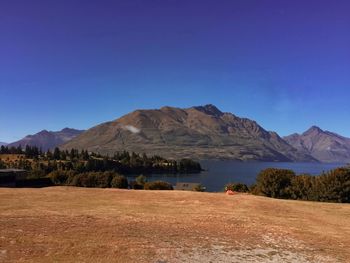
256 168 295 198
111 175 128 189
225 183 249 193
136 174 147 186
144 181 173 190
53 147 61 160
290 174 315 201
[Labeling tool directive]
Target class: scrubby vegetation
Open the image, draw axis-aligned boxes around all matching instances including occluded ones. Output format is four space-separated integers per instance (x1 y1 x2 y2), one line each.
0 146 201 176
144 181 173 190
110 175 129 189
192 184 206 192
224 167 349 203
252 167 350 203
224 183 249 193
0 146 203 190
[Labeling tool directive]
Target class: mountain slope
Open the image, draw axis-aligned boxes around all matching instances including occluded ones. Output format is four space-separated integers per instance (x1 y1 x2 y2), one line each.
0 142 8 146
8 128 84 151
284 126 350 163
62 105 315 162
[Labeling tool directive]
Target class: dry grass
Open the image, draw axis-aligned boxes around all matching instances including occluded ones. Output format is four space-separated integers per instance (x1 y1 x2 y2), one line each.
0 187 349 262
0 154 25 161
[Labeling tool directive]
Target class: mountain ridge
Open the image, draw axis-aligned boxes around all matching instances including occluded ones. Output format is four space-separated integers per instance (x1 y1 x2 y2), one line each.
62 105 316 162
284 126 350 163
7 128 84 151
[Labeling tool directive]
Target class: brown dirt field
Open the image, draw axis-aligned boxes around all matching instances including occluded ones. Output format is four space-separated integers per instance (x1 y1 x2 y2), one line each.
0 187 349 263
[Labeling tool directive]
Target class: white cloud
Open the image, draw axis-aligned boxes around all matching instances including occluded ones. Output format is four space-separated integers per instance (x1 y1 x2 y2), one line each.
123 125 140 134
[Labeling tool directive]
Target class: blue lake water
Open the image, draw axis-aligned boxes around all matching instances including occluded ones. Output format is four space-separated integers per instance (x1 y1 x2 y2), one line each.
137 161 345 192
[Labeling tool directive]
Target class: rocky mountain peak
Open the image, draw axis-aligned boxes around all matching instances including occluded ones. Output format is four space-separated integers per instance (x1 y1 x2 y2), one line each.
61 128 75 132
303 126 323 136
284 126 350 163
7 128 84 151
62 105 316 162
193 104 223 117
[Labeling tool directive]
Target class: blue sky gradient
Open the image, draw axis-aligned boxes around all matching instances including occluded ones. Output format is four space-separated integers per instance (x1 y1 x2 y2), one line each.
1 0 349 142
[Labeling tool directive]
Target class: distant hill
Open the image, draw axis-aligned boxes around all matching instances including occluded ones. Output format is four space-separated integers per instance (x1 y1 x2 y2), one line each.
62 104 316 162
8 128 84 151
0 142 8 147
284 126 350 163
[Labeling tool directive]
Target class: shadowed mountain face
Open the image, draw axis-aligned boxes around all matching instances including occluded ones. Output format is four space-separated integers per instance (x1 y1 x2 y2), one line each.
8 128 84 151
62 105 316 162
284 126 350 163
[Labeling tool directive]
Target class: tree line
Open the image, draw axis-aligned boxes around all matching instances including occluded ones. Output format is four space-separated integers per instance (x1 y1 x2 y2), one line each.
0 146 202 176
48 171 173 190
225 167 350 203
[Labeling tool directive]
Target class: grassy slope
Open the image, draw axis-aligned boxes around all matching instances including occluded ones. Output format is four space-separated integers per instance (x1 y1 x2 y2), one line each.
0 187 349 262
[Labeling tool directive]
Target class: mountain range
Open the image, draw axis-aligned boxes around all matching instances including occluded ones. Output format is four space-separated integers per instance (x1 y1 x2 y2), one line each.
7 128 84 151
4 105 350 163
0 142 8 147
62 104 316 162
284 126 350 163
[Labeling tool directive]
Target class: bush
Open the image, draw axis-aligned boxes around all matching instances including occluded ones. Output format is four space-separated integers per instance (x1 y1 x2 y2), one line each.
136 174 147 186
313 168 350 203
290 174 315 201
27 169 47 179
0 160 6 169
110 175 128 189
69 171 115 188
255 168 295 199
249 184 259 195
144 181 173 190
129 181 144 189
178 159 202 173
48 170 75 185
253 167 350 203
193 184 206 192
225 183 249 193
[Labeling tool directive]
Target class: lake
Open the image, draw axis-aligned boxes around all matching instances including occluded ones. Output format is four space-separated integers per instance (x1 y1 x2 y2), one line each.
137 161 345 192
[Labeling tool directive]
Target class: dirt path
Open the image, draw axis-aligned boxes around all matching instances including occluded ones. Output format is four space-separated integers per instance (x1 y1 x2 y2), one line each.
0 187 349 262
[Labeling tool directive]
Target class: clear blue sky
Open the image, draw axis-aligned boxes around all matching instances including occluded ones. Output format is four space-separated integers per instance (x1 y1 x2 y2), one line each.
1 0 349 142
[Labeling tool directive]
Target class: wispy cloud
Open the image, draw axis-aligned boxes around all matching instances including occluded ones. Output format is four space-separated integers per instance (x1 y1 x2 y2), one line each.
123 125 140 134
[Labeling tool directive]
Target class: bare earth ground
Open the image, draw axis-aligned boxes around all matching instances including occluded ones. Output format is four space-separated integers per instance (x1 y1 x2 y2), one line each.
0 187 349 263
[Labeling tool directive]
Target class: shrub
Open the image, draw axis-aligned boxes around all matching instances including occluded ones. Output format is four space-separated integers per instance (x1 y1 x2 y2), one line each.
48 170 75 185
110 175 128 189
290 174 315 201
178 159 202 173
69 173 87 187
253 167 350 203
69 171 115 188
249 184 259 195
193 184 206 192
129 181 144 189
255 168 295 199
225 183 249 193
144 181 173 190
27 169 46 179
0 160 6 169
93 171 115 188
136 174 147 186
313 168 350 203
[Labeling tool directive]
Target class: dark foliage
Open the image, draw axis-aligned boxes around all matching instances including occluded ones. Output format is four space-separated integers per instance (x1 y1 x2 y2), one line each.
192 184 206 192
255 168 295 198
253 167 350 203
110 175 128 189
144 181 173 190
225 183 249 193
129 181 144 189
0 147 201 175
